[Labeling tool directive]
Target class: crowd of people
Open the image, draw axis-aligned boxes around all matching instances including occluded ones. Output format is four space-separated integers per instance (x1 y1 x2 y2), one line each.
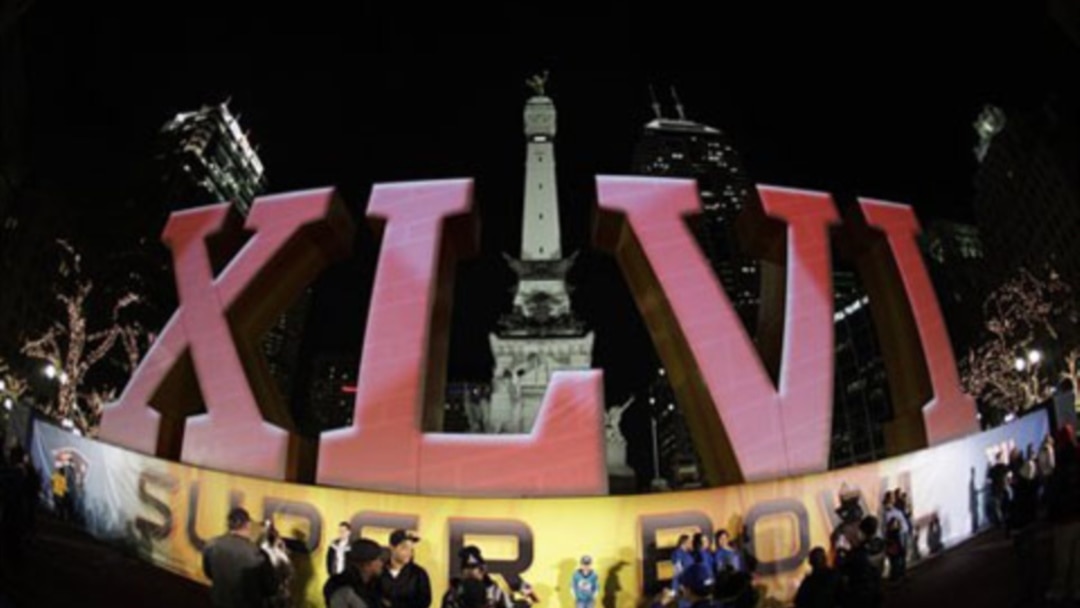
985 425 1080 602
0 445 38 576
658 529 756 607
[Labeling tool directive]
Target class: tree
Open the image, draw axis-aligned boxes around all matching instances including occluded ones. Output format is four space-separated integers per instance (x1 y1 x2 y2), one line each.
961 266 1079 413
0 356 27 405
20 240 146 434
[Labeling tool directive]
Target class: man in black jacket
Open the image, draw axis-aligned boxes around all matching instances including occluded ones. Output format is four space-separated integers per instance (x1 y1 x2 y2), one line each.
380 529 432 608
202 507 277 608
325 538 385 608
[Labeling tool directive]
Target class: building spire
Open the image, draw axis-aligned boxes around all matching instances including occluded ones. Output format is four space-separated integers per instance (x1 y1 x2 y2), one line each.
671 86 686 121
649 84 663 119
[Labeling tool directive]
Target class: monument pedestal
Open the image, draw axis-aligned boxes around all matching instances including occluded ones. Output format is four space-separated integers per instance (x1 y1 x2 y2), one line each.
606 437 637 494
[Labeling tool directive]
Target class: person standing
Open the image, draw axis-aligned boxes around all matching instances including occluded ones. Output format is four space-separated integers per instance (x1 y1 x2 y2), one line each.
571 555 599 608
795 547 840 608
670 535 694 593
328 521 353 577
202 507 276 608
882 492 909 581
380 529 432 608
259 521 293 608
324 538 385 608
691 533 714 575
443 546 511 608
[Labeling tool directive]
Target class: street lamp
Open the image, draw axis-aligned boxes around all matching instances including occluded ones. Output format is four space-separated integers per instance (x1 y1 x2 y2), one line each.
1028 350 1043 365
1014 358 1026 372
44 363 58 380
658 368 666 377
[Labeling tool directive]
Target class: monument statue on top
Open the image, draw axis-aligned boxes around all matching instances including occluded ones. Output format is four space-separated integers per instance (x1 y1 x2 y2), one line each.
525 71 549 97
484 75 595 435
605 396 636 479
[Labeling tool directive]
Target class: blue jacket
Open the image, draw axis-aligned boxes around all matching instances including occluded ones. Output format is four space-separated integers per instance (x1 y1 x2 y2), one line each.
670 548 696 589
572 568 599 602
714 547 743 573
695 549 715 574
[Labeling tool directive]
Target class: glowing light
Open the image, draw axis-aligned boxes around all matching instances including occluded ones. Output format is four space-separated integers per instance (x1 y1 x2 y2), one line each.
44 364 57 380
1027 350 1042 365
3 399 12 411
0 379 5 392
61 418 74 429
1014 358 1026 372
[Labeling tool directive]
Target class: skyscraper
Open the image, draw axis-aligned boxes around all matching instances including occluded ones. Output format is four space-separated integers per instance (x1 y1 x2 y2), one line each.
919 220 989 356
631 87 761 331
829 270 889 468
157 101 267 216
155 102 309 407
972 100 1080 292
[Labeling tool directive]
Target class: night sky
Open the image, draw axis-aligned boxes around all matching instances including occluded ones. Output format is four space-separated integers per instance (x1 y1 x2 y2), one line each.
12 3 1076 471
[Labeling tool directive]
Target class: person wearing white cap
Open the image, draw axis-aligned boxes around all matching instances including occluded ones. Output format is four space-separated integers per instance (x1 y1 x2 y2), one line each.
571 555 599 608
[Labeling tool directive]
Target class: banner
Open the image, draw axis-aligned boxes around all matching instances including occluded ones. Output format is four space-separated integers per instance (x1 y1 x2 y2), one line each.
30 412 1047 606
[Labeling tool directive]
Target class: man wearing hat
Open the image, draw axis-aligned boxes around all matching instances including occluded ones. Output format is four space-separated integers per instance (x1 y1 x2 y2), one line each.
324 538 385 608
202 507 277 608
442 546 511 608
380 529 432 608
571 555 599 608
678 563 716 608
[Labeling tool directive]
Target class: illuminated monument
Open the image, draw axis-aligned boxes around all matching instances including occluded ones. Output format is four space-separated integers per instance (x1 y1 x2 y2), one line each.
485 73 595 434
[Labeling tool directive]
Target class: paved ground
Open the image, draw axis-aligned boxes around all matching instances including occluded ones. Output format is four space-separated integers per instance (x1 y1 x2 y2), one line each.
0 515 1066 607
883 525 1056 608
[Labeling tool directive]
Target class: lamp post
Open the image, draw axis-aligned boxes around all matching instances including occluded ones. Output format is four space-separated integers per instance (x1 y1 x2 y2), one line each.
1014 349 1046 409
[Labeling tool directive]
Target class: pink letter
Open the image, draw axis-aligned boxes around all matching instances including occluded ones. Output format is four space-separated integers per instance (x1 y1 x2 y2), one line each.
99 190 353 481
317 180 606 496
851 200 978 448
595 177 839 483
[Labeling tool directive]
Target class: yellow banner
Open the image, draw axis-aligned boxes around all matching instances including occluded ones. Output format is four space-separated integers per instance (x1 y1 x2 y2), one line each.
31 413 1048 606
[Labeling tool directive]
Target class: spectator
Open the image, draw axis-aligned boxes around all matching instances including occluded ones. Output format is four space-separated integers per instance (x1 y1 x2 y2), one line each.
380 529 432 608
201 507 276 608
838 516 882 608
882 493 909 581
794 547 839 608
324 538 385 608
691 533 714 574
713 530 742 574
572 555 599 608
259 521 293 608
328 522 353 577
442 546 510 608
670 535 694 593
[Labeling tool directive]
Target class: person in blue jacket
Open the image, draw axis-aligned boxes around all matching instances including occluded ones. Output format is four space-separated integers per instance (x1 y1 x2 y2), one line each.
571 555 599 608
670 534 696 592
691 533 715 574
714 530 743 574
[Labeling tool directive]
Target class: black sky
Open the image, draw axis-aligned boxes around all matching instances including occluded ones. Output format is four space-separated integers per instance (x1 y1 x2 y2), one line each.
13 2 1076 474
